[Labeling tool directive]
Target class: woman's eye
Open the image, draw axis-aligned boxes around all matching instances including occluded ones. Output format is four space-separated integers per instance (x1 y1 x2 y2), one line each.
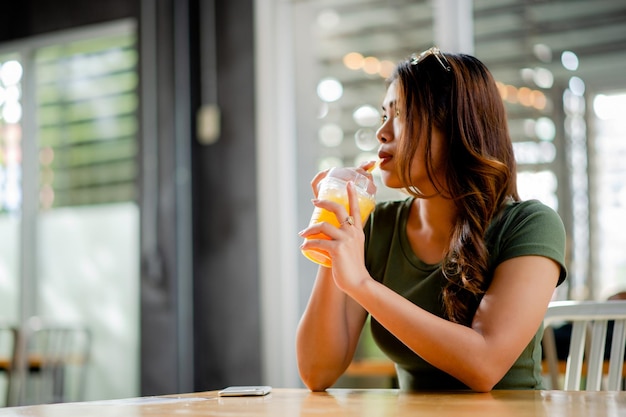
381 115 388 124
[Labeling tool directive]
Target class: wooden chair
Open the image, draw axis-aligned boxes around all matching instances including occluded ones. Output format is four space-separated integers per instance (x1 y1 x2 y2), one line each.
542 300 626 391
11 317 92 405
0 323 18 407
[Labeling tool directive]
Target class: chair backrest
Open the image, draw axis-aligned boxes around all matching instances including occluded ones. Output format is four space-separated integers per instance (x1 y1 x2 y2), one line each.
0 323 18 407
12 317 92 405
543 300 626 391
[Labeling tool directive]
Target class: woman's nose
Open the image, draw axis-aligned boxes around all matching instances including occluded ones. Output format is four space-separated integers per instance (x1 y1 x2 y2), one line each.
376 124 389 144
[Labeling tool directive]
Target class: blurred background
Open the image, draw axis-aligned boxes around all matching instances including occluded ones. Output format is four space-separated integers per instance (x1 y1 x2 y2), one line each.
0 0 624 405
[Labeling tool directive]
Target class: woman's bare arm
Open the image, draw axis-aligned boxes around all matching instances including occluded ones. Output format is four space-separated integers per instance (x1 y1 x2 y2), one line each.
296 265 368 391
344 255 559 392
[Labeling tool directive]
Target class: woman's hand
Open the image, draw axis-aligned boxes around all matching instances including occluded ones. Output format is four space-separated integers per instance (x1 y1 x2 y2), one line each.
299 181 372 293
357 160 378 176
310 160 377 199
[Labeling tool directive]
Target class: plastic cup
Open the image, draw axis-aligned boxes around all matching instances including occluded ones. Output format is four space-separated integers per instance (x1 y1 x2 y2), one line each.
301 167 376 267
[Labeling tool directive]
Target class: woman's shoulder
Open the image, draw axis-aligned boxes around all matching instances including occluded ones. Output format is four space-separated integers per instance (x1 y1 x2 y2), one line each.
497 199 564 229
365 197 412 241
506 198 556 213
487 198 567 253
374 196 413 212
369 197 413 225
488 198 567 284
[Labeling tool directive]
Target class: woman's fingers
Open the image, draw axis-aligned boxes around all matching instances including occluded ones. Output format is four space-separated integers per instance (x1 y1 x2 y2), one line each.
310 169 330 198
357 160 377 173
299 219 342 239
346 182 363 228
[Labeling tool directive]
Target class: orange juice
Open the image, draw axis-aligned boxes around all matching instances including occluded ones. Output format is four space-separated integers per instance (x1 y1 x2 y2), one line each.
301 173 376 267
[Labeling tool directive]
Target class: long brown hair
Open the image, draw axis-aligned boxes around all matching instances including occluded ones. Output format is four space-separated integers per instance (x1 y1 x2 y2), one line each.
390 51 520 325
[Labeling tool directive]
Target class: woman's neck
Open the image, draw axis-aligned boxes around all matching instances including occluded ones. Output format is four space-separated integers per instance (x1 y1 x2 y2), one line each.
405 196 457 264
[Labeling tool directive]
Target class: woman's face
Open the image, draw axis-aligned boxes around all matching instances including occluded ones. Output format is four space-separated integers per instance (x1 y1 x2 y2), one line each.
376 81 446 195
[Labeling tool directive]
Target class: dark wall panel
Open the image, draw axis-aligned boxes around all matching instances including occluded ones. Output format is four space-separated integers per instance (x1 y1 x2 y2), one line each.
191 0 262 391
139 0 181 396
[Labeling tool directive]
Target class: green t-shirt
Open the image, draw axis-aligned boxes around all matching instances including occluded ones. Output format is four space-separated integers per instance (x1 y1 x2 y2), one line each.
363 197 567 390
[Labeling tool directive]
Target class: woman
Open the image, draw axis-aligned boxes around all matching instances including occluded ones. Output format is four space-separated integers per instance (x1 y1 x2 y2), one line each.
297 47 567 392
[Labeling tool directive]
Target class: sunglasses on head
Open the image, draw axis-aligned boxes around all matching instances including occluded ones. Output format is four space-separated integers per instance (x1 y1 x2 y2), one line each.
410 46 451 72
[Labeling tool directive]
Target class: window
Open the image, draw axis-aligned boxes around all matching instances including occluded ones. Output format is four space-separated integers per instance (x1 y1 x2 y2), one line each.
36 32 138 209
0 20 140 402
592 92 626 299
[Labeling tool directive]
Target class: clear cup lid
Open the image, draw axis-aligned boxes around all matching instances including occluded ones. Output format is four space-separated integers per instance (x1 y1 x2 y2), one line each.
325 167 377 196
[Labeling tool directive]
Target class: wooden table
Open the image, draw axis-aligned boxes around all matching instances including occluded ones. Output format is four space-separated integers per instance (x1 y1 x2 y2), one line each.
0 388 625 416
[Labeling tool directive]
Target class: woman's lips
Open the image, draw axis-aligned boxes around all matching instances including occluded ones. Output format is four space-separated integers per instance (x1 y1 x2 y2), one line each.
378 151 392 167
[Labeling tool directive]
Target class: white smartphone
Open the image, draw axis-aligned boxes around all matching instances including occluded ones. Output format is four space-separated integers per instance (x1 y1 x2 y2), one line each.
218 386 272 397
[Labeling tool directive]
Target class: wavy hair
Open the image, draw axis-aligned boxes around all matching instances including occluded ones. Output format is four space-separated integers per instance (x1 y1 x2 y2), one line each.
389 51 520 325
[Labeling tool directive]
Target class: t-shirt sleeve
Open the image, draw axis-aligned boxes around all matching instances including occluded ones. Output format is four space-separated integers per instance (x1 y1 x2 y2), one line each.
489 200 567 286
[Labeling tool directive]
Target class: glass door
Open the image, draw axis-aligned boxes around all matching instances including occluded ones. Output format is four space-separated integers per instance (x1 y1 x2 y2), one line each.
0 52 23 323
